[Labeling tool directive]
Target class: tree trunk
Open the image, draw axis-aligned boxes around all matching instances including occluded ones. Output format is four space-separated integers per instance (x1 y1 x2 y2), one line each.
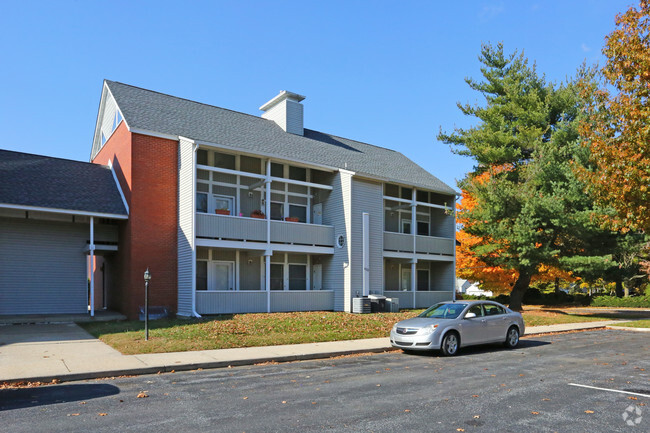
509 271 532 312
615 277 624 298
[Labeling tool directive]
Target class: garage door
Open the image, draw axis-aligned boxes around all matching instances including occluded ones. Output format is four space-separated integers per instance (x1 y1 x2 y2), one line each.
0 217 88 315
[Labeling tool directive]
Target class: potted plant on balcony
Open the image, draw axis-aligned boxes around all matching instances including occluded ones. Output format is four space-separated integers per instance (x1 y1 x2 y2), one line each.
215 209 231 216
251 209 265 219
284 216 299 222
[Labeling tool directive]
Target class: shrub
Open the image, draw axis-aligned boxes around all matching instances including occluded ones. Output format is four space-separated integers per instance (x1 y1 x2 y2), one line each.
590 295 650 308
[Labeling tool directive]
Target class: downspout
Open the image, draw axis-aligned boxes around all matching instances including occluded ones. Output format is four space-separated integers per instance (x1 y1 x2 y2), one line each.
90 216 95 317
265 159 272 313
191 142 202 318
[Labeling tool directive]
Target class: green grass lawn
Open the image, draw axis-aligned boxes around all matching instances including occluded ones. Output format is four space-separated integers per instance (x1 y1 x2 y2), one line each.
609 319 650 328
78 308 640 355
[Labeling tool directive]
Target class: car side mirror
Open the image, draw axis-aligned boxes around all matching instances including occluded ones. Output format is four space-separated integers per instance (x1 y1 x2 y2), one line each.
465 312 477 319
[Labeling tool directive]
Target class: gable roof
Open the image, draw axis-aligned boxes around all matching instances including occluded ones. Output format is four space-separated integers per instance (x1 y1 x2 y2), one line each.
104 80 457 195
0 150 128 217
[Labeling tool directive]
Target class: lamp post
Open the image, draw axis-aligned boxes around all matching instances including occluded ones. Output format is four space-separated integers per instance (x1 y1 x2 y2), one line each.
144 268 151 341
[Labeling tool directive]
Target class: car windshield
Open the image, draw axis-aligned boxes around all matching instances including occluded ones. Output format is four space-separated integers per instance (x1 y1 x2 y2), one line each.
418 303 467 319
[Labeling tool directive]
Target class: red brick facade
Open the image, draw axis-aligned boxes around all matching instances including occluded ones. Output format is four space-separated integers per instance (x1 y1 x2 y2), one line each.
93 123 179 319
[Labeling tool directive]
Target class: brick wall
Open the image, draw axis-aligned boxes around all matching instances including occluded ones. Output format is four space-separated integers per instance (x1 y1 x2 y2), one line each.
92 125 179 319
129 133 179 318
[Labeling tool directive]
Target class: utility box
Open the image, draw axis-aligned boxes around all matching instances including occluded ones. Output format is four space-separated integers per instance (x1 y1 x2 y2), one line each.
368 294 387 313
385 297 400 313
352 297 371 314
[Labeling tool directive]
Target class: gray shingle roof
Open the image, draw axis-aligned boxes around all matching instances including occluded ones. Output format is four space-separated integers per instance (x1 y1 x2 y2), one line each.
106 81 456 195
0 150 128 216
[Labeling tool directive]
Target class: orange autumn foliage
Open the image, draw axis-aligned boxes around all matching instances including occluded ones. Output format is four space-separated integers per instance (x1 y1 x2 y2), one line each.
456 184 576 293
579 1 650 233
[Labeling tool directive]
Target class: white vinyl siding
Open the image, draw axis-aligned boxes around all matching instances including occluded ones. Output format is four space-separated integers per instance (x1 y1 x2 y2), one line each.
322 171 353 311
177 137 195 316
351 178 384 297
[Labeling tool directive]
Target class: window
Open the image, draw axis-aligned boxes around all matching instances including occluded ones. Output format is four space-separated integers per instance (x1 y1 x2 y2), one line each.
483 304 505 316
401 187 412 200
270 264 284 290
467 304 484 317
112 110 123 131
289 265 307 290
401 219 411 235
214 195 234 213
417 270 429 291
417 221 429 236
416 190 428 203
289 205 307 222
196 261 207 291
196 193 208 213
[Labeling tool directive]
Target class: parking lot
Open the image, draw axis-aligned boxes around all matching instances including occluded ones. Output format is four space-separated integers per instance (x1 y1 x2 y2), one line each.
2 329 649 432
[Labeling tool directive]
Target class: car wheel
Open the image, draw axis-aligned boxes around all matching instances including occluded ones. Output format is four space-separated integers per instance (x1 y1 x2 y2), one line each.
441 332 459 356
504 326 519 349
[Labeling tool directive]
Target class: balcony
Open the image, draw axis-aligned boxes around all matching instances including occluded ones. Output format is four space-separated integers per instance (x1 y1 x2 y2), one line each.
196 213 334 247
384 232 454 256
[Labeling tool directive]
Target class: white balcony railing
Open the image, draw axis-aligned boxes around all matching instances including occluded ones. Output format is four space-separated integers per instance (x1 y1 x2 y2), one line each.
384 232 454 256
196 213 334 247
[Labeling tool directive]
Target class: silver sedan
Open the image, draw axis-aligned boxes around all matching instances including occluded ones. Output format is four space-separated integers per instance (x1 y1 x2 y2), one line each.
390 300 525 356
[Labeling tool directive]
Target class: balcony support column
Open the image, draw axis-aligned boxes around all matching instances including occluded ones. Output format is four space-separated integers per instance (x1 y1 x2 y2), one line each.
265 250 271 313
410 258 417 308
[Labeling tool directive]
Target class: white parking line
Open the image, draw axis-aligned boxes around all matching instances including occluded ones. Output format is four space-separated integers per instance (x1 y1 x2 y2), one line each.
569 383 650 398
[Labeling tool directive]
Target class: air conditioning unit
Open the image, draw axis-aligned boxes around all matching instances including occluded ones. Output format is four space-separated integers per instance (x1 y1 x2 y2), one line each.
385 298 400 313
352 297 371 314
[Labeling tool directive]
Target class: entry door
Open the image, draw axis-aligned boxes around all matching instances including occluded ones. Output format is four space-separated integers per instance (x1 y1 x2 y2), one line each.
401 268 411 291
209 262 234 291
312 264 322 290
312 203 323 225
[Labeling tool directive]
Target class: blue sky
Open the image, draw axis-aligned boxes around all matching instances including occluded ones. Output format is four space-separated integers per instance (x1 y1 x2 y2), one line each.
0 1 632 190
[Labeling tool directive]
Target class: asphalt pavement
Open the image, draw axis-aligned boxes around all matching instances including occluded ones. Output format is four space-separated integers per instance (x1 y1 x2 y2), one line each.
1 329 648 432
1 318 647 384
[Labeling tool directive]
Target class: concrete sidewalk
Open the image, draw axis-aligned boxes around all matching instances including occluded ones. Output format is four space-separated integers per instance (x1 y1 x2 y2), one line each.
0 320 638 384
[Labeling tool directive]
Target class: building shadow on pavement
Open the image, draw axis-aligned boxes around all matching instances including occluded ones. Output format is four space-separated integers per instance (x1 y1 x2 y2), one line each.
0 383 120 411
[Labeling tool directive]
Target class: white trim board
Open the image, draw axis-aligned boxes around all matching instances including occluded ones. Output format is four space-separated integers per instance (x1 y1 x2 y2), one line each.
0 203 129 220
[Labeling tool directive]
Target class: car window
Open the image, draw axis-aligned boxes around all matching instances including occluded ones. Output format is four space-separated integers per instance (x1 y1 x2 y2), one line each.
484 304 505 316
467 304 483 317
419 303 467 319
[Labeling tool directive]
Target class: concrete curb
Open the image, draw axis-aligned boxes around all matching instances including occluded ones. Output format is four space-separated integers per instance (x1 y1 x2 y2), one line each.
606 325 650 332
6 346 398 385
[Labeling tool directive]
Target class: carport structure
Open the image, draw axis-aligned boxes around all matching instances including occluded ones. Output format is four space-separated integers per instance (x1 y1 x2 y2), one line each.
0 150 128 316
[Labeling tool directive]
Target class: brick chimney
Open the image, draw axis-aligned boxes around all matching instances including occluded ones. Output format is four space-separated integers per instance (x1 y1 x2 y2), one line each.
260 91 305 135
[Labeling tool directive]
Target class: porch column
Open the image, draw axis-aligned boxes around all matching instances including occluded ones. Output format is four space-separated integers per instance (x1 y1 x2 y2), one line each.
265 159 272 313
265 250 271 313
89 216 95 317
411 259 417 309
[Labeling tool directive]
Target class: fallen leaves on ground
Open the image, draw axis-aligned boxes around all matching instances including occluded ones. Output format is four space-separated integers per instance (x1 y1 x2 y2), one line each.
585 410 594 414
137 392 149 398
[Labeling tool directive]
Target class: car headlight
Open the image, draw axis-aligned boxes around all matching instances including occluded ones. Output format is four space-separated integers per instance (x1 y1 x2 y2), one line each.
391 324 398 333
418 324 439 336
